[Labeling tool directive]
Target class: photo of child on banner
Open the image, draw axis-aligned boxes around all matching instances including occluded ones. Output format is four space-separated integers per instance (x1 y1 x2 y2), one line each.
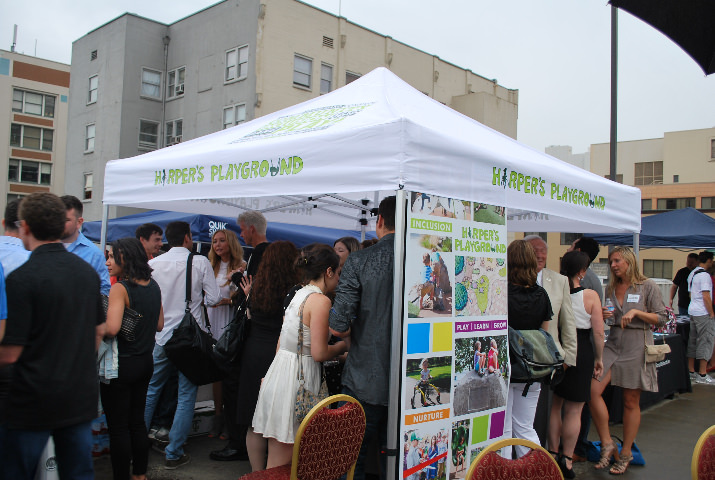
452 336 508 416
450 420 470 479
406 234 453 318
404 356 452 410
404 427 450 480
411 192 471 221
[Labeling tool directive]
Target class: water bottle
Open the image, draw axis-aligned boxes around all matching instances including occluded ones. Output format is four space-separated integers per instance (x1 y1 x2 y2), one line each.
605 298 615 325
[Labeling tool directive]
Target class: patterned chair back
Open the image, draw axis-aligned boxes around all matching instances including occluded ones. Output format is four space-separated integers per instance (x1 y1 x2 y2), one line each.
292 394 366 480
467 438 563 480
692 425 715 480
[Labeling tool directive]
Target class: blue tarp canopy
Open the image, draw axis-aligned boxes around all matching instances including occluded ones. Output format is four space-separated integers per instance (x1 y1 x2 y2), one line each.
82 210 373 247
590 207 715 248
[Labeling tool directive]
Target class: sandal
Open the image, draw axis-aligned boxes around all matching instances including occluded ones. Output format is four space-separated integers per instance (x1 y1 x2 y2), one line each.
558 455 575 479
595 442 618 470
609 454 633 475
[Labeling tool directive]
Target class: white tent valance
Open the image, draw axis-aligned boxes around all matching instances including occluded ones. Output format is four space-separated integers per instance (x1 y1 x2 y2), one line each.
103 67 640 234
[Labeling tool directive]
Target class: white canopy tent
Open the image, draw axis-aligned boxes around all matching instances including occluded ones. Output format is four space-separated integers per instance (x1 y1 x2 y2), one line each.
102 67 641 479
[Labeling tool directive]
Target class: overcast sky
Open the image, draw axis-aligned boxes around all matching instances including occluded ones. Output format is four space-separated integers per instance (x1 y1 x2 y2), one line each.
4 0 714 153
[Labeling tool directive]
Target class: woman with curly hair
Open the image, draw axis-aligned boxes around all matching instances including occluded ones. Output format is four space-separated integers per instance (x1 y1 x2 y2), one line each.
239 241 301 471
104 237 164 480
207 229 245 438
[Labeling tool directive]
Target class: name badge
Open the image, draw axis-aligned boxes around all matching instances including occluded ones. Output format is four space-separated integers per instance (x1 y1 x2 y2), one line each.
627 294 640 303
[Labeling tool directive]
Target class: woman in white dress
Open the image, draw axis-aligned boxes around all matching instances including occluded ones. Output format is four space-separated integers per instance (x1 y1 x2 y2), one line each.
251 243 349 470
207 229 245 438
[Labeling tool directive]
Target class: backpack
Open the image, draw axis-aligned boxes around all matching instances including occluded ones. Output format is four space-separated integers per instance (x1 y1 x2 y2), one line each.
508 327 564 396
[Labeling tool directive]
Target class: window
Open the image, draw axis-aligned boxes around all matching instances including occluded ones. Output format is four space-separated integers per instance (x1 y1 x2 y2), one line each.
634 161 663 185
84 173 93 200
85 124 95 152
167 67 186 98
88 75 98 104
711 139 715 160
12 89 55 117
643 259 672 280
293 55 312 89
641 199 652 211
320 63 333 94
7 194 26 204
165 119 183 145
90 50 98 61
656 197 695 210
225 45 248 82
10 124 53 151
673 175 679 183
8 159 51 186
560 233 582 245
524 232 547 242
223 104 247 129
701 197 715 209
140 68 162 99
346 71 360 84
138 120 159 149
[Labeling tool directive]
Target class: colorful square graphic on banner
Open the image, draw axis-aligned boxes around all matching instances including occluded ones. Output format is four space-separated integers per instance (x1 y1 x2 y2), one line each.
407 323 430 354
471 415 489 444
489 410 505 439
432 322 452 352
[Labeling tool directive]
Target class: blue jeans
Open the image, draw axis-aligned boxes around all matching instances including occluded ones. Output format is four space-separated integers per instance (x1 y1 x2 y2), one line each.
0 421 93 480
342 386 388 480
144 344 198 460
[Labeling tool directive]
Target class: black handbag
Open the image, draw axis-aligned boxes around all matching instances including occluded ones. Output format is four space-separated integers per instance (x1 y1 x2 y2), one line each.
213 293 250 371
100 282 143 342
164 253 226 385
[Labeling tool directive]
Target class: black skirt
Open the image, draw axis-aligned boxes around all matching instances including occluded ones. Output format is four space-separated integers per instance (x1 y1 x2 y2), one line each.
553 329 594 402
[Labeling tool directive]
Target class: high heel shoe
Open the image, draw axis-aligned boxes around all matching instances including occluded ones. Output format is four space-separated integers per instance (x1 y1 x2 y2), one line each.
558 454 576 479
595 442 618 470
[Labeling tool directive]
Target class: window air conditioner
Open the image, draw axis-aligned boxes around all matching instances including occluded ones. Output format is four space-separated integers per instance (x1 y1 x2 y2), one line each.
175 84 184 95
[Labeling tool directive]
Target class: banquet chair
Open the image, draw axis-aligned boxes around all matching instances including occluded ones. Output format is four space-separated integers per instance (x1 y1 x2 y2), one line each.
466 438 563 480
239 394 366 480
692 425 715 480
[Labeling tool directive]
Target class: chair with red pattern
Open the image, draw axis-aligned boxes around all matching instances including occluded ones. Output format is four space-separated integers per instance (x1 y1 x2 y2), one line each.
239 394 366 480
466 438 563 480
692 425 715 480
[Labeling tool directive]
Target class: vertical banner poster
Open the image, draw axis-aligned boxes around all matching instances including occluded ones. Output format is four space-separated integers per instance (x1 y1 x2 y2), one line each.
401 193 508 480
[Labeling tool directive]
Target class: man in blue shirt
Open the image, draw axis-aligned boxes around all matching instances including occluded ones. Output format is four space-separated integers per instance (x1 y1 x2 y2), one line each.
60 196 110 295
0 200 30 277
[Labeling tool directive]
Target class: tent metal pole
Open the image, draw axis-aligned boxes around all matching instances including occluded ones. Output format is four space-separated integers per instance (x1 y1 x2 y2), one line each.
99 204 109 254
387 189 406 480
609 5 618 182
633 233 639 260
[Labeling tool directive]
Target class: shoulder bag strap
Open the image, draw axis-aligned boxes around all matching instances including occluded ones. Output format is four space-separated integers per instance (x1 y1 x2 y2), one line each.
185 252 195 312
296 291 317 383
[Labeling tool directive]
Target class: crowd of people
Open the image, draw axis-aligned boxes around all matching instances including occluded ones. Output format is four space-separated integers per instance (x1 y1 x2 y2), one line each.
0 191 712 480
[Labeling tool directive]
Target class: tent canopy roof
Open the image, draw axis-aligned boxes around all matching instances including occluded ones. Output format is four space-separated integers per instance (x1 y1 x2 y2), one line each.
103 68 640 234
590 207 715 248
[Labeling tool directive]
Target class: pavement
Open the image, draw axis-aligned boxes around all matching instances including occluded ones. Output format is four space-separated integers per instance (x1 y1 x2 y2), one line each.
93 380 715 480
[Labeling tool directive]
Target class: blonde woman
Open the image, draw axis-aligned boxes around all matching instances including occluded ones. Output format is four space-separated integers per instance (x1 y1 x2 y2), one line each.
207 229 246 438
590 246 666 475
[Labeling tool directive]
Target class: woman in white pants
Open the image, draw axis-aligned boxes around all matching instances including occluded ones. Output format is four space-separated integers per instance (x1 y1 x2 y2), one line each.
502 240 553 458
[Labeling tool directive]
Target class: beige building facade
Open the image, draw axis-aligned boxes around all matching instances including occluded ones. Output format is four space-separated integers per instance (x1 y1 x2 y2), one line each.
520 127 715 282
67 0 519 220
0 50 70 205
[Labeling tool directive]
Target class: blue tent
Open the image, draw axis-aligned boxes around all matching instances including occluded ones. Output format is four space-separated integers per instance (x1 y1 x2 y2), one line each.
589 207 715 248
82 210 374 248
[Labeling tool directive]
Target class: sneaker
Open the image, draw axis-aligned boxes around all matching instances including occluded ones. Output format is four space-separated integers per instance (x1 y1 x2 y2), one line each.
154 427 170 444
690 371 698 382
147 427 159 440
165 454 191 470
696 374 715 385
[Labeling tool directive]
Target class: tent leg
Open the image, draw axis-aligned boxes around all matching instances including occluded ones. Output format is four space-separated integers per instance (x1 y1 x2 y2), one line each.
99 204 109 254
386 190 407 480
633 233 639 260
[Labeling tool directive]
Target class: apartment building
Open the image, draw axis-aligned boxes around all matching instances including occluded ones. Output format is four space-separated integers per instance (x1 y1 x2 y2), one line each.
66 0 520 221
523 127 715 278
0 49 70 204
